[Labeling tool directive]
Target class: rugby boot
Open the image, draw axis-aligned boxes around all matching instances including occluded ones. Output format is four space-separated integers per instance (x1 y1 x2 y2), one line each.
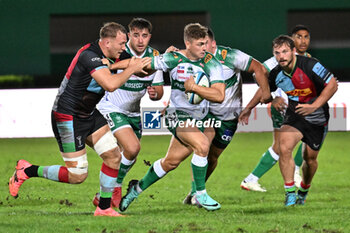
284 192 297 206
240 180 267 192
296 190 308 205
193 192 221 211
9 160 31 198
94 207 124 217
119 180 139 212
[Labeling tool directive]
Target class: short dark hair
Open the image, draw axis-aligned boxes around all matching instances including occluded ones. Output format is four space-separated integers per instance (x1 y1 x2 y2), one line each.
100 22 127 39
184 23 208 42
207 27 215 40
128 18 152 33
272 35 295 50
291 24 310 35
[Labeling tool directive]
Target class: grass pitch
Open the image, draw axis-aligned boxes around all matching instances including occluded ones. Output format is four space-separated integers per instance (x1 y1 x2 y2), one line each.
1 132 349 233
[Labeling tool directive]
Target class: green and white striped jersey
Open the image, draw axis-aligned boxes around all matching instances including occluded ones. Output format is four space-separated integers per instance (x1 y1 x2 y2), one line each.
152 51 224 120
209 46 252 120
97 42 164 117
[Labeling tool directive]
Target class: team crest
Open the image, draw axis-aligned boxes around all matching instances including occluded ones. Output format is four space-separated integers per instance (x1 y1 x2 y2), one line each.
204 54 212 64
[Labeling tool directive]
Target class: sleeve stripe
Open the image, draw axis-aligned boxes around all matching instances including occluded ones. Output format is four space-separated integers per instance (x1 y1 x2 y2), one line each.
244 57 253 72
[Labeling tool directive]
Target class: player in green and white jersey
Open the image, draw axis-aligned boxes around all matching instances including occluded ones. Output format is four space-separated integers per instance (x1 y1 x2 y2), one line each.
183 28 271 204
240 25 312 192
94 18 164 208
119 23 228 212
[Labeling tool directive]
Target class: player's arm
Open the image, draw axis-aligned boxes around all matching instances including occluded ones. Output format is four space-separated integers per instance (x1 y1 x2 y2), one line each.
92 57 151 92
184 77 225 103
296 77 338 116
247 59 271 103
238 88 262 125
107 58 155 77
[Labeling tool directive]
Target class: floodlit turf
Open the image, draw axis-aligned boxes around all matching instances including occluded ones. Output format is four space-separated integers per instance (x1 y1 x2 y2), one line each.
1 132 349 232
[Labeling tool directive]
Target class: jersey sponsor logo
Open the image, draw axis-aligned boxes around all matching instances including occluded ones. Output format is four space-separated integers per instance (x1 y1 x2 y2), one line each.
312 62 328 79
221 49 227 60
204 54 212 64
91 57 101 62
221 129 234 141
143 110 161 129
153 50 159 56
172 53 178 59
285 88 312 96
177 66 185 73
199 63 204 68
124 82 145 89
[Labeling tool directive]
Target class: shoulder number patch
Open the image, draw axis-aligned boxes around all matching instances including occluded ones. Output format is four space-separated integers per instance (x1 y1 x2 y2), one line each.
204 54 212 64
221 49 227 60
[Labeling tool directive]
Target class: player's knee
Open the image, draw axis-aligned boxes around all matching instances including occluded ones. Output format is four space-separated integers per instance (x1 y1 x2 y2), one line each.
162 158 180 172
195 140 210 156
94 130 118 156
69 172 88 184
101 148 121 169
63 154 89 184
123 142 141 159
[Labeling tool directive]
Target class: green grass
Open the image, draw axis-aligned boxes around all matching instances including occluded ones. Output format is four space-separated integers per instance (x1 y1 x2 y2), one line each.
1 132 349 233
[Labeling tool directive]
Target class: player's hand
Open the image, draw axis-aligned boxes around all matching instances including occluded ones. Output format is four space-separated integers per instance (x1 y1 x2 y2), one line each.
295 103 317 116
272 97 287 112
101 58 111 69
147 86 158 100
260 90 272 104
238 107 252 125
165 46 179 53
184 76 196 93
128 57 151 75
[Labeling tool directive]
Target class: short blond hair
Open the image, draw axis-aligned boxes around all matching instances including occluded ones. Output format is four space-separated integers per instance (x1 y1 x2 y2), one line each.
100 22 127 39
184 23 208 42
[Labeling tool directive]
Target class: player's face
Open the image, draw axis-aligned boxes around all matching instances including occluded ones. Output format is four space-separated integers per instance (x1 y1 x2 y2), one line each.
292 30 310 55
109 31 127 59
128 28 151 56
206 37 216 54
273 43 296 69
186 37 208 60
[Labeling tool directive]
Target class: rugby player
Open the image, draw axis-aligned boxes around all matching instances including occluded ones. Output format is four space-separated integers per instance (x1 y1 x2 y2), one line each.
118 23 227 212
240 25 312 192
93 18 164 208
246 35 337 206
8 22 150 217
183 28 270 204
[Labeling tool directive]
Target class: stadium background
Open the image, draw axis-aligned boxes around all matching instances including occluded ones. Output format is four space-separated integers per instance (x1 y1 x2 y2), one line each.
0 0 350 87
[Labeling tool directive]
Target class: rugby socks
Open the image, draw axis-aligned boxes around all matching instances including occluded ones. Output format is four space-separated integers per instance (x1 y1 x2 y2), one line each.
99 163 118 210
191 154 208 192
284 181 296 193
139 159 166 191
251 147 279 179
25 165 69 183
298 181 310 196
294 143 303 167
116 152 135 187
190 180 196 196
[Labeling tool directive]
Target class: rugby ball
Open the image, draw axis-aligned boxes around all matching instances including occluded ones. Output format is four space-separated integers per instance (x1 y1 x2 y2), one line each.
186 71 210 104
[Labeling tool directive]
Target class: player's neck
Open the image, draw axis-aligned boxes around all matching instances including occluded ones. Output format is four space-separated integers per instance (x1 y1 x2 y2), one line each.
182 49 200 61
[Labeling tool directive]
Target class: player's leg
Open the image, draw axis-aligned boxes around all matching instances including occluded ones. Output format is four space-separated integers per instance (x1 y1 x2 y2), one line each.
87 121 124 217
93 112 141 208
9 111 91 198
279 124 303 206
241 105 282 192
293 143 304 188
119 135 193 212
241 129 280 192
296 125 327 205
174 126 220 211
